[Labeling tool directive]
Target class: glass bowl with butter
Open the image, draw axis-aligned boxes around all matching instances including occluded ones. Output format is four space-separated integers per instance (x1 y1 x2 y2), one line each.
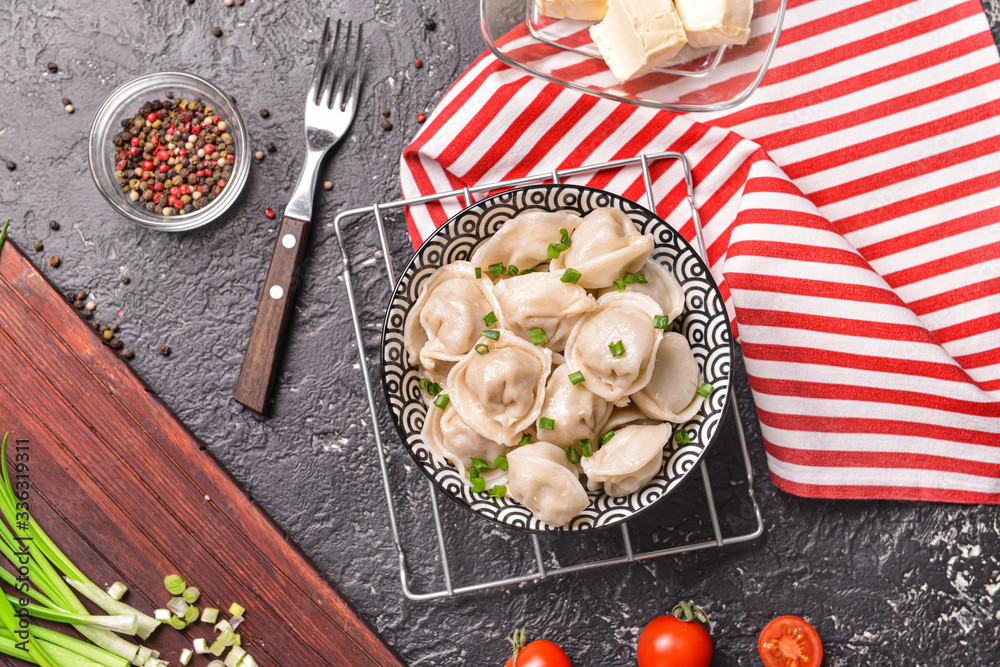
480 0 786 112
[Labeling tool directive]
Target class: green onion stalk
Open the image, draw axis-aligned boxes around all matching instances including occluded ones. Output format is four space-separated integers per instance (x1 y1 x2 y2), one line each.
0 434 160 665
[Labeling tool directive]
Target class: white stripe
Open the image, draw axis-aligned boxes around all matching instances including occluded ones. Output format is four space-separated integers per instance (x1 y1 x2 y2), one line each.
765 455 1000 494
764 426 1000 463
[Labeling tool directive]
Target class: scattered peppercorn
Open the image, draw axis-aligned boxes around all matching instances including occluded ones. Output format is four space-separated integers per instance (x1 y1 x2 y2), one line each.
417 112 426 123
90 320 100 330
73 300 85 310
424 18 437 30
236 0 245 5
381 119 392 131
85 301 96 312
185 0 194 4
324 181 333 190
62 97 71 106
159 345 171 356
65 104 74 114
165 91 174 99
33 241 43 251
110 323 119 333
381 107 390 117
103 329 114 341
75 290 86 301
49 220 60 230
47 256 60 267
121 276 130 284
259 108 270 118
46 62 58 73
414 58 423 69
65 291 75 302
109 338 123 350
211 26 223 37
121 348 134 359
266 141 276 152
264 208 276 219
224 0 233 5
255 150 264 160
5 161 15 171
99 324 109 332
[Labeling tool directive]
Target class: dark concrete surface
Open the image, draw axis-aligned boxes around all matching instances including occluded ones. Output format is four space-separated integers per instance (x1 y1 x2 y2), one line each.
2 1 999 665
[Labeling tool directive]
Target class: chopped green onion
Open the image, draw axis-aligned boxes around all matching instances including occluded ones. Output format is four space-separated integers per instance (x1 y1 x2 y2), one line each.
201 608 219 624
565 446 580 464
180 648 194 665
493 456 508 471
481 329 500 341
696 383 715 398
154 609 171 622
182 586 200 604
167 596 190 617
210 640 226 657
471 477 486 493
164 574 186 596
624 272 637 284
636 273 647 283
561 268 582 284
538 417 555 430
547 242 567 259
107 581 128 601
600 430 615 445
419 378 442 396
675 429 691 444
507 264 520 276
170 616 187 631
518 434 531 446
483 311 497 326
609 340 625 357
475 267 482 279
528 328 548 345
433 393 450 409
489 262 506 276
193 638 210 654
568 370 585 385
215 619 234 635
219 629 235 647
226 646 247 667
184 605 199 623
475 343 490 355
488 485 508 498
208 660 226 667
233 634 242 646
613 279 626 292
560 229 572 247
230 615 244 630
521 268 537 275
580 439 593 457
469 466 480 480
470 457 491 473
653 315 669 329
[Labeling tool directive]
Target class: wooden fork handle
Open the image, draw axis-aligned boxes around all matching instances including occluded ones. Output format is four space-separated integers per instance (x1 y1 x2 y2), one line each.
234 213 311 413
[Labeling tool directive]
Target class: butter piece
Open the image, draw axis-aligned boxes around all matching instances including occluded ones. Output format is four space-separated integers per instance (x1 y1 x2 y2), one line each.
536 0 609 21
673 0 753 48
589 0 687 82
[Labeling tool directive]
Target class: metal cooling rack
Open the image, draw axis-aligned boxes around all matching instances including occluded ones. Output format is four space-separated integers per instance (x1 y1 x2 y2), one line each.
334 151 764 601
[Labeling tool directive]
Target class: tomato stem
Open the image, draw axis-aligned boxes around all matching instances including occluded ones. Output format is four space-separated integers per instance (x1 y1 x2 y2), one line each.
506 626 537 667
672 600 709 625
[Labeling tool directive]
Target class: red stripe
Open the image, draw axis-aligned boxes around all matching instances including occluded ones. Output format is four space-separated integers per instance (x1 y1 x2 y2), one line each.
765 441 1000 478
507 94 603 179
881 238 1000 288
756 407 999 445
435 78 536 169
777 0 916 46
857 205 1000 261
749 375 1000 417
769 471 1000 503
736 307 938 344
934 312 1000 344
726 272 904 307
954 346 1000 370
906 275 1000 317
740 341 979 386
727 241 869 270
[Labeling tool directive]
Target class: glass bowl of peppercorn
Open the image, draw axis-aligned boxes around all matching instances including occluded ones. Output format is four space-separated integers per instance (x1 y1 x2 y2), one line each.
88 72 250 232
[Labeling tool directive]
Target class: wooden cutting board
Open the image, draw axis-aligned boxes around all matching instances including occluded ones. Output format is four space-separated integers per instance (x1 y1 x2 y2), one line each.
0 240 405 667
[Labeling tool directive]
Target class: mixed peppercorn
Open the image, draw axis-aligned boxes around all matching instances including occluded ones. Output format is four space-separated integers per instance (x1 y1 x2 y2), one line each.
111 98 234 216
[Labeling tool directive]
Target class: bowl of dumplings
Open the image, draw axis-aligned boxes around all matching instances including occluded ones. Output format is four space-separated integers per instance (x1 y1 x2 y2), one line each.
381 184 733 532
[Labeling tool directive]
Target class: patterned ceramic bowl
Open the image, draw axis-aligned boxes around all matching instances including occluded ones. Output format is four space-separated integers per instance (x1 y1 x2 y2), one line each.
381 184 733 533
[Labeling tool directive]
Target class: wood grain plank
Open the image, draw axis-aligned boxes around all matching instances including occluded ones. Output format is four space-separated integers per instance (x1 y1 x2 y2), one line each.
0 240 405 667
0 241 405 666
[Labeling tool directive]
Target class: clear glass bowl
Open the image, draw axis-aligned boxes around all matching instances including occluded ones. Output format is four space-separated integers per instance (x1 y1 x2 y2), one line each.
88 72 250 232
480 0 786 112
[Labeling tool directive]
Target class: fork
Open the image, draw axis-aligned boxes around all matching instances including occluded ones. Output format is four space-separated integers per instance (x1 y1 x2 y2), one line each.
234 18 364 413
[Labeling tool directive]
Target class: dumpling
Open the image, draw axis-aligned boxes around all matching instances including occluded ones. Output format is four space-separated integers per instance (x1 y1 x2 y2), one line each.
631 332 704 422
550 207 653 288
403 261 503 383
448 334 552 446
421 404 510 487
581 423 669 497
533 364 613 451
564 291 664 405
470 210 583 274
599 259 684 325
493 272 597 352
673 0 752 49
507 442 590 527
598 404 662 434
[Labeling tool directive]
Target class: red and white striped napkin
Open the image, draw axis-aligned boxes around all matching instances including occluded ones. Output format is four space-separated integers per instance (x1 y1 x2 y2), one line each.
399 0 1000 503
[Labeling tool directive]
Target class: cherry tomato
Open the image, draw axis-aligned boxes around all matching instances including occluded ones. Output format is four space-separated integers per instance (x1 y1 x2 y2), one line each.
758 615 823 667
637 614 712 667
504 628 571 667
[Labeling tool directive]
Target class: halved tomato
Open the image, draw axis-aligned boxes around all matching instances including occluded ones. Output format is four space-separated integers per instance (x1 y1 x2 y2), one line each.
758 615 823 667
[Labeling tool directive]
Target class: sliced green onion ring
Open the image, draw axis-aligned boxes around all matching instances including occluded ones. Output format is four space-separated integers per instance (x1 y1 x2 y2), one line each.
538 417 555 430
528 328 548 345
471 477 486 493
600 430 615 445
483 311 497 326
481 329 500 341
653 315 669 329
613 279 626 292
493 456 508 471
567 370 585 385
561 268 582 284
580 439 593 457
433 393 450 409
609 340 625 357
475 343 490 355
696 383 715 398
565 446 580 464
675 429 691 444
518 434 531 446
